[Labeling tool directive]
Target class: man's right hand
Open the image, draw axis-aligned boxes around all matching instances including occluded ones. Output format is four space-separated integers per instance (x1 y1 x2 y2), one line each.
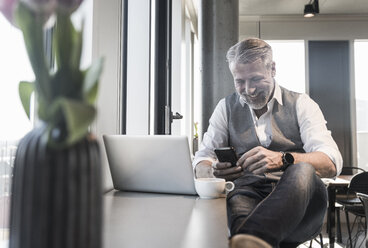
212 162 243 181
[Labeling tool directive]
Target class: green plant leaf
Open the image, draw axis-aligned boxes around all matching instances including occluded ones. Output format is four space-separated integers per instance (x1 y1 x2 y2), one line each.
50 68 83 100
83 57 104 104
15 2 51 102
54 12 72 69
18 81 34 119
49 98 96 146
54 12 82 70
37 96 48 121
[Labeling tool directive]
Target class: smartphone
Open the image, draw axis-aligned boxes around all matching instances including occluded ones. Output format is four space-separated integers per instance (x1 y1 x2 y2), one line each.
214 147 238 167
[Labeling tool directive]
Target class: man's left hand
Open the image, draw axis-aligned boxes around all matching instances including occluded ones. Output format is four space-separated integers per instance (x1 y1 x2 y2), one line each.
237 146 283 175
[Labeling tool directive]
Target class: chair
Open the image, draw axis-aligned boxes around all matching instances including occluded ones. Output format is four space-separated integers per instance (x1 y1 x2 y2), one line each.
336 170 368 248
333 167 365 243
356 193 368 248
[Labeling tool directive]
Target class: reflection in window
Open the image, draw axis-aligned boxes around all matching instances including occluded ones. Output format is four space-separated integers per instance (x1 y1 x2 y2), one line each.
354 40 368 171
266 40 306 94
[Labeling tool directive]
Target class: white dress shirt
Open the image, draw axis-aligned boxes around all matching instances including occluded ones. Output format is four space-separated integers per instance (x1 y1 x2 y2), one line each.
193 83 343 175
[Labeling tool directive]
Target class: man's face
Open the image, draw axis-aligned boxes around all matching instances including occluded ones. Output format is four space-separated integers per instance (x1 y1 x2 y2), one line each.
230 59 276 110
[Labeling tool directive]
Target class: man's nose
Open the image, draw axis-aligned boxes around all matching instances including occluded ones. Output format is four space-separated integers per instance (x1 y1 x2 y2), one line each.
245 82 256 95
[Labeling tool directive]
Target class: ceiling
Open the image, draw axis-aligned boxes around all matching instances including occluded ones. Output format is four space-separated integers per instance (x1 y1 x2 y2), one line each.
239 0 368 16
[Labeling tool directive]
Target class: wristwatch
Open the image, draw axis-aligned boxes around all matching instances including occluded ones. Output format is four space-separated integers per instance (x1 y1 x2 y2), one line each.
280 151 294 171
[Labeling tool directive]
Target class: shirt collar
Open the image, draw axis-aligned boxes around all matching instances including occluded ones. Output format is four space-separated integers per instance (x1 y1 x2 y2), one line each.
273 81 283 106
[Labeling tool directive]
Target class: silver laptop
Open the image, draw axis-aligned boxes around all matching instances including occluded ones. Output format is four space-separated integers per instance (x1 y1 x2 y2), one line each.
103 135 197 195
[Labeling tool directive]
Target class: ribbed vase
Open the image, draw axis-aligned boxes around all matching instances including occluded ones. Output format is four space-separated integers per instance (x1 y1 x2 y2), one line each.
9 125 102 248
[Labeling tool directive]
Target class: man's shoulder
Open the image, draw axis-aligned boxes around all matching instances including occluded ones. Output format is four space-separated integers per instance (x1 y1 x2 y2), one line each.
279 87 315 104
225 92 238 104
280 86 303 105
280 86 302 97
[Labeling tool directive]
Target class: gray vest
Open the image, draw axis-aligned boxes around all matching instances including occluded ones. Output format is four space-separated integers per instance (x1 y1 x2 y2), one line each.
225 87 306 157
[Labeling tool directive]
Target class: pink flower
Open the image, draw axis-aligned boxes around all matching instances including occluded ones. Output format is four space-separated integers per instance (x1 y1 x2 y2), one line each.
57 0 83 13
20 0 57 16
0 0 83 26
0 0 18 25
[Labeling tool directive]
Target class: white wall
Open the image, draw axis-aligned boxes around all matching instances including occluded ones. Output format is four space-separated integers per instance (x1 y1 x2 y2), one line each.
92 0 123 192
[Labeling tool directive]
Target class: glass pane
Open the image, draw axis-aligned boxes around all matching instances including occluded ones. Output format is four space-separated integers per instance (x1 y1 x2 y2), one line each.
0 17 34 141
72 0 93 69
0 14 34 245
266 40 306 94
354 40 368 171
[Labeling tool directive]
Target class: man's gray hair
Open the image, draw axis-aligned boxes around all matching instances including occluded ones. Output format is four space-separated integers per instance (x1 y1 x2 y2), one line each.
226 38 273 69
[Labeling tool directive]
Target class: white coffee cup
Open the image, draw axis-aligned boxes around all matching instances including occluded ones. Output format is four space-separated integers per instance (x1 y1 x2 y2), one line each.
194 178 235 199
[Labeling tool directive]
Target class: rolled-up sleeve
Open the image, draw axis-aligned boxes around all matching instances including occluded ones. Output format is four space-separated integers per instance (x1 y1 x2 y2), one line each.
297 94 343 175
192 99 229 169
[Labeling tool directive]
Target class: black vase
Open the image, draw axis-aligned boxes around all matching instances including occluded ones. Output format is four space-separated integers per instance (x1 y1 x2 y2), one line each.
9 125 102 248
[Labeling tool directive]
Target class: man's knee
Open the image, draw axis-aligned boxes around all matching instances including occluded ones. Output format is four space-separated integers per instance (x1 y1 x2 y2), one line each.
282 162 317 193
286 162 315 179
227 193 259 214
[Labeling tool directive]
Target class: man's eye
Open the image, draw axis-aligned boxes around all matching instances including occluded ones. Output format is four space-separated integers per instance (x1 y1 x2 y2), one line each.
252 77 262 82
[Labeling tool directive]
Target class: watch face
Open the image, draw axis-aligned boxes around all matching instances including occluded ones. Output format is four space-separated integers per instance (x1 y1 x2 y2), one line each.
285 152 294 164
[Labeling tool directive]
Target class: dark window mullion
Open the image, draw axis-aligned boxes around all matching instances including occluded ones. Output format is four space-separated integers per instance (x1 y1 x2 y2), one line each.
153 0 172 134
121 0 128 134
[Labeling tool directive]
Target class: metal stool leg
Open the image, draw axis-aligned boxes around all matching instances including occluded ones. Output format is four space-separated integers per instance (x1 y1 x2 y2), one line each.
308 233 324 248
319 233 323 248
336 207 342 243
345 210 353 248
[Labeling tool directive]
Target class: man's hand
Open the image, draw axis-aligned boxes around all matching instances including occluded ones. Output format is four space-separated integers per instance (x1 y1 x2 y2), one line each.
237 146 283 175
213 162 243 181
195 160 214 178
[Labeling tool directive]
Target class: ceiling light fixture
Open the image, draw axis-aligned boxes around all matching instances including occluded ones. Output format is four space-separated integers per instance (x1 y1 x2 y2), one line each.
304 0 319 18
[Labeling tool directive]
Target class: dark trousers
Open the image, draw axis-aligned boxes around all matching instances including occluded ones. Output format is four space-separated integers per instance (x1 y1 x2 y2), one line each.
227 162 327 248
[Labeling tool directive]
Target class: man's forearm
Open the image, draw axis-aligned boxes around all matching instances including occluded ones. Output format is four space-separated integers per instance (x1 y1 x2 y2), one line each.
195 160 214 178
293 151 337 178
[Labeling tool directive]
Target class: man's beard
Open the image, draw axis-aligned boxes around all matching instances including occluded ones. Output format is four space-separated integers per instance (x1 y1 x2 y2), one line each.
240 92 269 110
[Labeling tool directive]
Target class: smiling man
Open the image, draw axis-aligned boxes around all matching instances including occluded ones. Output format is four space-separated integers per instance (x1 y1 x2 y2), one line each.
193 38 343 248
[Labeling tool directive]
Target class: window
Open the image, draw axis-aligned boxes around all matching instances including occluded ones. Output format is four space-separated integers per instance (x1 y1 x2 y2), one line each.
354 40 368 171
0 17 34 141
266 40 306 94
0 14 34 243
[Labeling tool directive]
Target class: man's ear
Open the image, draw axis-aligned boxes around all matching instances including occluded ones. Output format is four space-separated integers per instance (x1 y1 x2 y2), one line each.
271 61 276 77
